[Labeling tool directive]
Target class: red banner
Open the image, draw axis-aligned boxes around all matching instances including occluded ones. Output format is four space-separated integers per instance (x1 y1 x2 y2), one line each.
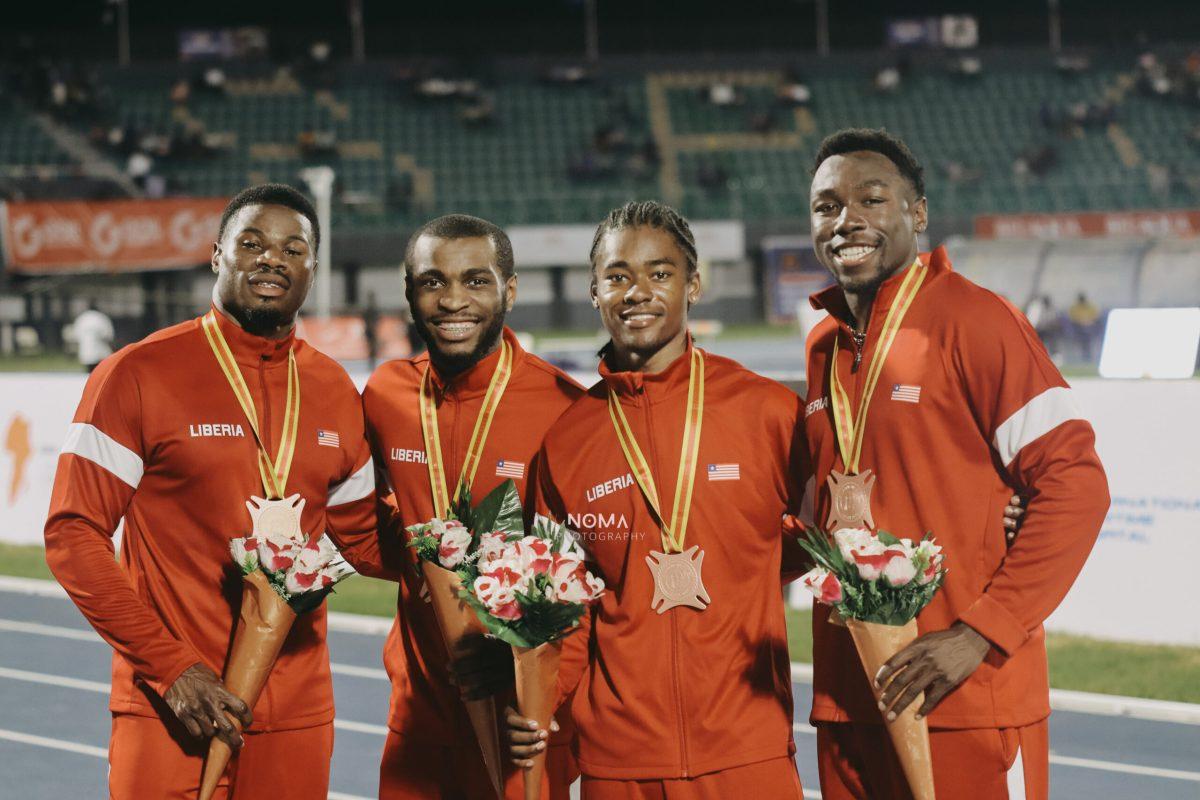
1 198 227 273
974 210 1200 240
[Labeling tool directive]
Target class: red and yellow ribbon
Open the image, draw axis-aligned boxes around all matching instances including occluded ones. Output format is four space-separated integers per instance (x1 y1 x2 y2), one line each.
419 339 513 516
607 348 705 553
828 259 926 474
201 310 300 499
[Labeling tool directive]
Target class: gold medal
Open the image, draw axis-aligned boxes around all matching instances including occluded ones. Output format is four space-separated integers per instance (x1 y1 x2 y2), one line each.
646 546 710 614
607 348 708 613
825 469 876 530
825 261 927 530
202 311 304 523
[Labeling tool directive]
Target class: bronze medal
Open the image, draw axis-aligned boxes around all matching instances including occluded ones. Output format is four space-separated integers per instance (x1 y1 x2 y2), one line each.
646 546 710 614
825 469 876 530
245 494 306 540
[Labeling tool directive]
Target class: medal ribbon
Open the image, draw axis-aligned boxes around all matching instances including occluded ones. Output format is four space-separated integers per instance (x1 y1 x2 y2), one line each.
607 348 705 553
828 259 927 474
418 339 513 516
201 311 300 499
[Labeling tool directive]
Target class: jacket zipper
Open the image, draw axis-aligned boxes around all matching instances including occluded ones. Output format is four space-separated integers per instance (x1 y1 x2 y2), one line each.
850 331 867 373
641 388 691 777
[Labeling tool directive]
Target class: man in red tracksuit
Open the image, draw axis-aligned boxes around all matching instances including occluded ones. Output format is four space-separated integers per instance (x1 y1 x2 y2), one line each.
44 184 402 799
510 202 809 799
802 129 1109 799
363 214 584 799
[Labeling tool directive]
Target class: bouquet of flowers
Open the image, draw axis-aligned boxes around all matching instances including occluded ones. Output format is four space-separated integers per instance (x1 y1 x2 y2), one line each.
199 494 356 800
798 526 947 800
462 513 604 800
405 479 527 799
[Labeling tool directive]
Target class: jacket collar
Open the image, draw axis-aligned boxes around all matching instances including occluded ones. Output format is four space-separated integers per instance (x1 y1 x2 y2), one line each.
424 326 527 398
810 245 952 329
599 334 697 400
208 304 297 367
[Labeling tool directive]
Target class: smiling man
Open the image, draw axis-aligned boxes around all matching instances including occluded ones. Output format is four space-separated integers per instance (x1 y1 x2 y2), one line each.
362 214 584 799
508 201 810 799
801 129 1109 799
44 184 400 798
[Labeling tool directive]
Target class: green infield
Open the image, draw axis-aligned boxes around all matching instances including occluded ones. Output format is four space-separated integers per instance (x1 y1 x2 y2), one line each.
3 544 1197 704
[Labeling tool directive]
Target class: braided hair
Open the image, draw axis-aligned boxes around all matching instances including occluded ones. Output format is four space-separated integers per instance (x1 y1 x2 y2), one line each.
588 201 698 276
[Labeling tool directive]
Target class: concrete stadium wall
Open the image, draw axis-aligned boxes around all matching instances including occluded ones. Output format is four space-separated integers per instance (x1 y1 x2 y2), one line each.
1 373 1197 646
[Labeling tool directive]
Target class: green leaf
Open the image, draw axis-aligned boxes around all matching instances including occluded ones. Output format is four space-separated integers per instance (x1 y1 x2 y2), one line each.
876 530 901 546
468 480 523 535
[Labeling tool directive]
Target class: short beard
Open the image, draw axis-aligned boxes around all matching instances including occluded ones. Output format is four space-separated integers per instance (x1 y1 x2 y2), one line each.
233 302 294 338
837 257 909 301
413 308 508 376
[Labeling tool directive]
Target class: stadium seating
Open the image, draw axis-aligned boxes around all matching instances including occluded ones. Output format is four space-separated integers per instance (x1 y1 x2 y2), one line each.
2 56 1198 228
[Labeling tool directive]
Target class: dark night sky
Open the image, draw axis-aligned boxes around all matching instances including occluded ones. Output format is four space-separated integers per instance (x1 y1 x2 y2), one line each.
6 1 1200 59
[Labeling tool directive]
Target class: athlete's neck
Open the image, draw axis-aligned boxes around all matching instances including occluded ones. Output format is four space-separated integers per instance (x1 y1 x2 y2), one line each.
429 333 502 378
213 296 295 341
607 328 688 375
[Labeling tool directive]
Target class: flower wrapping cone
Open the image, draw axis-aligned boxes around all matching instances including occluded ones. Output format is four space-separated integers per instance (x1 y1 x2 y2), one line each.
198 570 298 800
845 618 936 800
513 640 562 800
421 561 505 800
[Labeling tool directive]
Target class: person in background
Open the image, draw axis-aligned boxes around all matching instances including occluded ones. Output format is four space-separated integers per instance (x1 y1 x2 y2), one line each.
73 300 115 373
1067 291 1101 362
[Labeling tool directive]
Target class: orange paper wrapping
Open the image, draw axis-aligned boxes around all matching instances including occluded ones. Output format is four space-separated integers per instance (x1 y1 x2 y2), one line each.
198 570 298 800
513 640 562 800
845 618 936 800
421 561 505 800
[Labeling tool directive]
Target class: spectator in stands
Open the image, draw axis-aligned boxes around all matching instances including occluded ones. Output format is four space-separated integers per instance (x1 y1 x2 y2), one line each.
776 67 812 106
361 291 380 372
1024 294 1061 361
542 64 594 86
72 300 114 373
706 81 744 107
196 68 227 96
459 92 496 127
873 65 901 94
1068 291 1101 361
169 78 190 106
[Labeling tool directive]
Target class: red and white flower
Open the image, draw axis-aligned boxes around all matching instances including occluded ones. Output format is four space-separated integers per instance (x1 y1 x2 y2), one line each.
882 551 918 587
257 529 302 573
437 520 473 568
801 567 843 603
477 531 508 566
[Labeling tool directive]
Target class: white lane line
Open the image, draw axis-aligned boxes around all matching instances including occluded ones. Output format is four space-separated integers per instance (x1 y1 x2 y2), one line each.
789 663 1200 726
0 666 109 693
0 727 108 758
333 719 389 736
7 577 1200 725
330 663 387 681
1048 754 1200 783
0 618 102 642
0 618 388 681
0 726 371 800
0 665 391 738
792 724 1200 783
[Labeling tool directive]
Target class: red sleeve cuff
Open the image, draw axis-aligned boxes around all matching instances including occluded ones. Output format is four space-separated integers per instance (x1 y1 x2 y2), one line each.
145 653 204 699
958 594 1030 657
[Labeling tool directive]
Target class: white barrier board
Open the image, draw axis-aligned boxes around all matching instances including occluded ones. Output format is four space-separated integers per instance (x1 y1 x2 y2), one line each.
2 374 1197 645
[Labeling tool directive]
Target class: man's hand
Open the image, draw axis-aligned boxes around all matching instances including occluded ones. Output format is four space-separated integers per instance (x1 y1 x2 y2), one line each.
1003 493 1026 544
448 633 514 701
874 623 991 721
163 663 252 750
504 706 559 770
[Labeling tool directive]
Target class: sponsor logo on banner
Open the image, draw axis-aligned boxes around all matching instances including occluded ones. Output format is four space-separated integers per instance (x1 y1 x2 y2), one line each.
495 459 525 479
974 209 1200 240
317 429 340 448
707 463 740 481
890 384 922 403
0 198 227 273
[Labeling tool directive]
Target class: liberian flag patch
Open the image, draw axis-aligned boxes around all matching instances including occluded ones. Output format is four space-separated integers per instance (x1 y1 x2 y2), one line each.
890 384 922 404
707 463 740 481
495 459 526 479
317 429 341 447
